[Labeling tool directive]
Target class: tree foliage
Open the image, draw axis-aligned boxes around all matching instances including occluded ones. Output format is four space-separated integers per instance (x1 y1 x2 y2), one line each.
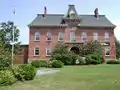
115 38 120 59
0 21 20 55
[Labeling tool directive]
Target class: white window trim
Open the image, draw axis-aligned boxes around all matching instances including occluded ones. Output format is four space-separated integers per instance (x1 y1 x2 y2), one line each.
46 31 52 41
104 32 110 41
46 48 52 56
93 32 98 41
34 32 40 41
70 31 76 42
81 32 87 42
34 47 40 56
58 32 64 41
105 47 110 56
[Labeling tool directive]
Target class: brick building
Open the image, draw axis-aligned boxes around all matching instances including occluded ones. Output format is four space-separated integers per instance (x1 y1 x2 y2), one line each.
28 5 116 61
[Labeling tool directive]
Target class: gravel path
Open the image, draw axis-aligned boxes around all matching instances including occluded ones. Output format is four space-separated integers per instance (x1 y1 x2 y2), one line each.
36 69 60 76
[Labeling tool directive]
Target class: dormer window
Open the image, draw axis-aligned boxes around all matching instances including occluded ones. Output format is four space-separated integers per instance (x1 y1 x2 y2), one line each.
46 31 52 41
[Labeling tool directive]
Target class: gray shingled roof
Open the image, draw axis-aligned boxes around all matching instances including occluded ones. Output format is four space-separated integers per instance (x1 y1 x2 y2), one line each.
29 14 115 28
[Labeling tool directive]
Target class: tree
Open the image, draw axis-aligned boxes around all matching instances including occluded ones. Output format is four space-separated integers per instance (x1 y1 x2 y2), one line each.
115 38 120 59
0 21 20 54
79 41 103 57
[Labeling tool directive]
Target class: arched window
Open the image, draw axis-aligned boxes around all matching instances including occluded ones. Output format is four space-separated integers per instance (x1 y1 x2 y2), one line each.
34 32 40 41
70 31 76 42
46 31 52 40
81 32 87 42
34 47 39 56
93 32 98 40
58 32 64 41
104 32 109 41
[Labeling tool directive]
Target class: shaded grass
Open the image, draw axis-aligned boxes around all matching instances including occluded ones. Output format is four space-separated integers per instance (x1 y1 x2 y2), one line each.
0 64 120 90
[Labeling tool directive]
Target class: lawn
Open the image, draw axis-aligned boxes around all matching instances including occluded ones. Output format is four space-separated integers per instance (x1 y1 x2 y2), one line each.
0 64 120 90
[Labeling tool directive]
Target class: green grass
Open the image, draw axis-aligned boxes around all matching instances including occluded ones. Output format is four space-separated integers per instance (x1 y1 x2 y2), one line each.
1 64 120 90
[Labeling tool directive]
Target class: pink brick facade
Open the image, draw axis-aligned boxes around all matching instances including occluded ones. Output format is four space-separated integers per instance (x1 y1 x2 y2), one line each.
28 26 116 61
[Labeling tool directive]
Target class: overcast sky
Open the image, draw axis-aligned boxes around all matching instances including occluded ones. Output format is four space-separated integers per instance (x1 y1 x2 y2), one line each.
0 0 120 44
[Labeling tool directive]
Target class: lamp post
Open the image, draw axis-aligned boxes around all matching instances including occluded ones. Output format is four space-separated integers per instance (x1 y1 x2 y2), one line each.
11 8 15 66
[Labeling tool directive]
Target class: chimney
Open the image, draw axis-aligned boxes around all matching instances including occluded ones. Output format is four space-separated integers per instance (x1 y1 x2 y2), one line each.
94 8 99 19
43 6 47 17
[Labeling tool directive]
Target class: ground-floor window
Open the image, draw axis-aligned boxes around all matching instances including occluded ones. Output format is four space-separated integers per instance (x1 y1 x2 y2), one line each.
34 47 39 56
105 47 110 56
46 48 52 56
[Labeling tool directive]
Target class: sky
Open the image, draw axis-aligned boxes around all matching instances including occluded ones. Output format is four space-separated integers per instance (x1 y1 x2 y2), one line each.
0 0 120 44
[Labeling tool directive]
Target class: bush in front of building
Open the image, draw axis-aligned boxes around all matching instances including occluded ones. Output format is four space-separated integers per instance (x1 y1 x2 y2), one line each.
51 60 64 68
31 60 48 68
76 56 86 65
0 56 11 70
12 64 36 81
84 53 103 65
0 70 16 86
106 60 120 64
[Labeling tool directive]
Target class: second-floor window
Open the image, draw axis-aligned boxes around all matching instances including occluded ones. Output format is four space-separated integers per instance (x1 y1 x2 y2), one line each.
81 32 87 42
70 31 76 42
58 32 64 41
46 31 52 40
104 32 109 41
34 32 40 41
93 32 98 40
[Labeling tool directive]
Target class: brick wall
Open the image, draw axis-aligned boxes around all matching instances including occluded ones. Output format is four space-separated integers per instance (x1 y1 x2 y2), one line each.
29 27 116 61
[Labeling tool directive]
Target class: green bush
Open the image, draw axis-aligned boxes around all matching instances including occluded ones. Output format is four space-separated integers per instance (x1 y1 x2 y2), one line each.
31 60 48 68
12 64 36 81
0 56 11 70
0 70 16 86
76 57 85 65
12 65 25 81
85 55 92 65
90 60 99 65
106 60 120 64
51 60 64 68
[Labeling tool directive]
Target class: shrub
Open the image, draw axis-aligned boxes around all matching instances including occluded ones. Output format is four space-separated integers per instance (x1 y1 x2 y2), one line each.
12 64 36 81
85 55 92 65
51 60 64 68
20 64 36 80
0 56 11 70
76 56 85 65
106 60 120 64
31 60 48 68
90 60 99 65
0 70 16 86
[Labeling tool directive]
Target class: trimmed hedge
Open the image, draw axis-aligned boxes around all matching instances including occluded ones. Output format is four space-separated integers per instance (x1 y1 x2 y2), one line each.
106 60 120 64
0 70 16 86
51 60 64 68
12 64 36 81
31 60 48 68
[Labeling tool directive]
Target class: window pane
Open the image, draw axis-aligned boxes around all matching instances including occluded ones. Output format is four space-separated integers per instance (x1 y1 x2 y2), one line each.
93 32 98 40
105 47 110 56
34 47 39 55
105 32 109 41
70 31 75 42
46 48 52 56
81 32 87 42
35 32 40 40
58 32 64 40
47 32 52 40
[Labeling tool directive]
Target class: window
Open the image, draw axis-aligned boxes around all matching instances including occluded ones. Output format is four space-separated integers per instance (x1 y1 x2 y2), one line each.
104 32 109 41
46 48 52 56
34 32 40 41
58 32 64 41
34 47 39 56
93 32 98 40
81 32 87 42
70 31 76 42
105 47 110 56
46 31 52 40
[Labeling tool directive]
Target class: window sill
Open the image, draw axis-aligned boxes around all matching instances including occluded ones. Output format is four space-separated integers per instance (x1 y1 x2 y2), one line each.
34 55 40 57
105 55 110 56
46 55 51 57
34 40 40 42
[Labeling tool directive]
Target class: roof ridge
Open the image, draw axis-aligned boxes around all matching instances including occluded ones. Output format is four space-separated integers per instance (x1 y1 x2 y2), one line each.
37 14 105 16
